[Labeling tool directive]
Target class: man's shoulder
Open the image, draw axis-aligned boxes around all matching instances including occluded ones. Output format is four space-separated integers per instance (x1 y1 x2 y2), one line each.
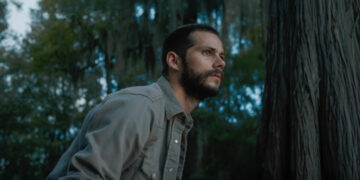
87 82 166 130
104 82 164 103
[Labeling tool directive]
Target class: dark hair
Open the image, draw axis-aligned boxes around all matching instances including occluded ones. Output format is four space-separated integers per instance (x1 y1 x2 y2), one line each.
161 24 220 76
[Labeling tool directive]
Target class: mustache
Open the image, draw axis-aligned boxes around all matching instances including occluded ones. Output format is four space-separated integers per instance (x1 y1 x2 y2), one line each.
204 69 224 77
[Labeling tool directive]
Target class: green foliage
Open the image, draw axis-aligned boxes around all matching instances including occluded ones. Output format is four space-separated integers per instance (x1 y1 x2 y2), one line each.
0 49 90 179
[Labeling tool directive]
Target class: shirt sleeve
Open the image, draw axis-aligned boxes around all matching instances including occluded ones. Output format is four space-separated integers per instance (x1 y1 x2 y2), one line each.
59 93 156 179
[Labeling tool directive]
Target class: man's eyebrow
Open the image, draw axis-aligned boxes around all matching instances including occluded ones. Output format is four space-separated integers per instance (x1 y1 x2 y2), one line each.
203 46 225 58
201 46 216 51
201 46 224 54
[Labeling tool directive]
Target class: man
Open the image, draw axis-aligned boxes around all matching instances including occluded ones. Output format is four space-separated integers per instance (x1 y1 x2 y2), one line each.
47 24 226 180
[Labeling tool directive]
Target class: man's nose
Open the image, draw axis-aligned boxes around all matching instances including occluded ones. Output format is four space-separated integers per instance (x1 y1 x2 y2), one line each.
214 55 226 70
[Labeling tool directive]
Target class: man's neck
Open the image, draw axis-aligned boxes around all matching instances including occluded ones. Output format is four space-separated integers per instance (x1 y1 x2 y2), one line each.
167 76 199 114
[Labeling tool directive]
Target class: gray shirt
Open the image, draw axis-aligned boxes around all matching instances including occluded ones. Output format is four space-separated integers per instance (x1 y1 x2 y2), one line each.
47 76 193 180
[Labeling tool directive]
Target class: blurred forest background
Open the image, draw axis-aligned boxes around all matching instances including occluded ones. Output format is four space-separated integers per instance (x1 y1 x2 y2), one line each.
0 0 264 179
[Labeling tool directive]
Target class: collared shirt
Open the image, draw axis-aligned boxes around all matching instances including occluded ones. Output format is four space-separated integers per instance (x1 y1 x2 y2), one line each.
47 76 193 180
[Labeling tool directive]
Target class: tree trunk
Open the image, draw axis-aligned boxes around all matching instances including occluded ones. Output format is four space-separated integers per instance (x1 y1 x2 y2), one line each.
104 29 114 94
183 0 198 24
257 0 360 179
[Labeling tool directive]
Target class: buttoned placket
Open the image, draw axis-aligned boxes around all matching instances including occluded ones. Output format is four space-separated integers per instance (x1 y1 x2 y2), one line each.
162 114 187 180
176 128 190 179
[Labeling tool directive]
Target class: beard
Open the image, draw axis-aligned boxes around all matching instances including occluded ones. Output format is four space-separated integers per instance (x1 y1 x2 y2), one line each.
180 61 223 101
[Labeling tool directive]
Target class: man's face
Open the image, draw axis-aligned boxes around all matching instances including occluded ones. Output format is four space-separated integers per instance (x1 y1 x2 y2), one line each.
180 31 226 101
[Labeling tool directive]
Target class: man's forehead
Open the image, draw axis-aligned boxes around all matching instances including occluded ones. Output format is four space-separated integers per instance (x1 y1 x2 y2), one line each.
189 30 220 41
190 31 223 50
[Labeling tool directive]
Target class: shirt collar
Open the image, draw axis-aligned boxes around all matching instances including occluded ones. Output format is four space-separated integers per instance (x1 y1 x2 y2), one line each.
156 76 193 126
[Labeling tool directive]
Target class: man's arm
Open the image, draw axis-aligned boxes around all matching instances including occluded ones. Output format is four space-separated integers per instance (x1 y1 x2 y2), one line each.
55 94 156 179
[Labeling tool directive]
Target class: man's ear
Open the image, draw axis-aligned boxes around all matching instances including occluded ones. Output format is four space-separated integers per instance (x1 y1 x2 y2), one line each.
166 51 182 72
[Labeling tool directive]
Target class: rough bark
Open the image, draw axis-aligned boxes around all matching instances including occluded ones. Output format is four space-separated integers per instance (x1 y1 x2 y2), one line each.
257 0 360 179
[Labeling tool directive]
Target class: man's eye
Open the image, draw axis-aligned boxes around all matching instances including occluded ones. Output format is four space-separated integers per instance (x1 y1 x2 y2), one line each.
202 50 211 55
220 55 225 61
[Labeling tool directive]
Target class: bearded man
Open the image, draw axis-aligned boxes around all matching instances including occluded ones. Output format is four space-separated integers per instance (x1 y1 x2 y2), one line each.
47 24 226 180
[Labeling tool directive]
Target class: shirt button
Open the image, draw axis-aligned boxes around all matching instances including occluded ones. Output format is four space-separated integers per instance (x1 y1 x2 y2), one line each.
151 173 156 179
174 139 179 144
169 168 174 172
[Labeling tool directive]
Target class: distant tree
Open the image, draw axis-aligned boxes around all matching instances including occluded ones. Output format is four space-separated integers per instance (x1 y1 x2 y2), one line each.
0 0 7 41
257 0 360 179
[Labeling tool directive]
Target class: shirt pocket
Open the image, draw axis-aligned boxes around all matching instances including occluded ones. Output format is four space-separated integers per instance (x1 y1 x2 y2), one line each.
132 155 159 180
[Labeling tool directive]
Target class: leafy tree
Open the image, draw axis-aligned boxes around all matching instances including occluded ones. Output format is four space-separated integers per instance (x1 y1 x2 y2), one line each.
257 0 360 179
